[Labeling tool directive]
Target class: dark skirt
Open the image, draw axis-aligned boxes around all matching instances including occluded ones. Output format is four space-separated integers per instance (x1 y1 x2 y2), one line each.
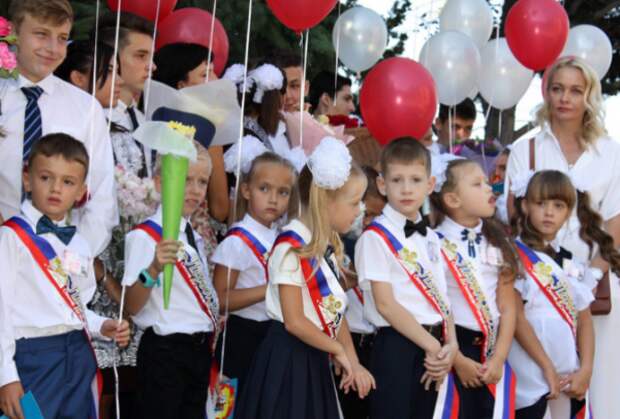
337 332 375 419
236 320 342 419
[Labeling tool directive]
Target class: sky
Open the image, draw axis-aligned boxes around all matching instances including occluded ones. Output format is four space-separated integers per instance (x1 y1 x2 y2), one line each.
354 0 620 140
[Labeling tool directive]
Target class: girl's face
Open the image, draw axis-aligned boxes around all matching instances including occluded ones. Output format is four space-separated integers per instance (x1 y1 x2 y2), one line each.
241 161 294 227
94 57 123 109
177 61 217 88
449 163 496 220
328 175 368 235
522 197 571 242
547 67 587 124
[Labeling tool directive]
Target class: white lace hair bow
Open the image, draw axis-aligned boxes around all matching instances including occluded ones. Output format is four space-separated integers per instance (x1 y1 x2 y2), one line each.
247 64 284 103
222 63 246 86
431 153 464 192
223 135 268 175
307 137 352 190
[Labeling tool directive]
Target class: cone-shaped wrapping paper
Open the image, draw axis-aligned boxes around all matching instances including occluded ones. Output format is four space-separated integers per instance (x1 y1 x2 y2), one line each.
161 154 189 309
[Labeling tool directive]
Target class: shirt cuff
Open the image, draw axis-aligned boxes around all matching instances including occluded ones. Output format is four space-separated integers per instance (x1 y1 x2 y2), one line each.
0 361 19 387
85 310 111 341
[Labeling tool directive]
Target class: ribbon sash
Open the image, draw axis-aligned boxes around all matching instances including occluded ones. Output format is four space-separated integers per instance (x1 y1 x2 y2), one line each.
515 241 577 338
352 286 364 304
226 227 269 280
273 231 343 339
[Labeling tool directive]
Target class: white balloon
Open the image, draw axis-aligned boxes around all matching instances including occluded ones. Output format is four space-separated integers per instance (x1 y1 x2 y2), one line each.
332 7 388 73
478 38 534 110
420 31 481 106
439 0 494 50
561 24 613 79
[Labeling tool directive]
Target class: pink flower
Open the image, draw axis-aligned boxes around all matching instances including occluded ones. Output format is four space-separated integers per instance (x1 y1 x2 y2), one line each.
0 43 16 71
0 17 11 37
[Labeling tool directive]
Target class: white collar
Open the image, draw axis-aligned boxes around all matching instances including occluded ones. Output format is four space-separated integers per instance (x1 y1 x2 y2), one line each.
153 205 189 232
382 204 422 230
21 199 68 227
439 216 482 240
242 213 276 238
17 73 57 95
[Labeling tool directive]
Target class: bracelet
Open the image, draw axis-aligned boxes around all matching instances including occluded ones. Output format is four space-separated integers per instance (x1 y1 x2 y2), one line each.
139 268 160 288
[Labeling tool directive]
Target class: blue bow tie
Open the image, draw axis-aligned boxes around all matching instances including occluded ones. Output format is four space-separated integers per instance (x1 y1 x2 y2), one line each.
461 229 482 258
36 215 76 245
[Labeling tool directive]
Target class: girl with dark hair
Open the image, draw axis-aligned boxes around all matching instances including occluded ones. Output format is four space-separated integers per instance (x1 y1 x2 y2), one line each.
153 42 217 88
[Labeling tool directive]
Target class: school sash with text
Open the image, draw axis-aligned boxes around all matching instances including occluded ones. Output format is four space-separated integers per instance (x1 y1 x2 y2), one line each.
4 217 102 419
225 227 269 279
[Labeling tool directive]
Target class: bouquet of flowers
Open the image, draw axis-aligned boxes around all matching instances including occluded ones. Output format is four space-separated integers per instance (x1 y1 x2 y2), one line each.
115 165 160 224
0 17 17 79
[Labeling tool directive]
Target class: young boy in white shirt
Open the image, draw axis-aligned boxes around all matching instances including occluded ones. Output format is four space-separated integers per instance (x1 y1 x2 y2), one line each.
0 134 130 419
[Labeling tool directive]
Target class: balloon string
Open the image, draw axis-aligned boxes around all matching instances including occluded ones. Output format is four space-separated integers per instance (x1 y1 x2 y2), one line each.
333 2 341 104
220 0 254 386
206 0 218 83
484 22 501 122
86 0 100 210
142 0 161 117
113 285 127 419
106 0 122 133
498 111 502 143
448 105 453 153
299 29 310 147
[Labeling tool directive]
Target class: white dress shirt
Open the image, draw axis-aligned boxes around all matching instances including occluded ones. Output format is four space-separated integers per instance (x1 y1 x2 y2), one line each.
508 247 593 409
122 206 217 336
345 287 375 335
0 74 118 256
355 204 449 327
211 214 277 322
0 200 108 386
436 217 501 331
265 220 348 334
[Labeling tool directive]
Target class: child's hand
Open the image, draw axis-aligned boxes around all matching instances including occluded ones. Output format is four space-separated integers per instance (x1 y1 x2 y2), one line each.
151 240 184 274
561 368 591 400
101 319 131 348
454 354 484 388
424 343 455 380
0 381 25 419
542 365 561 400
479 356 504 385
345 363 376 399
333 347 354 391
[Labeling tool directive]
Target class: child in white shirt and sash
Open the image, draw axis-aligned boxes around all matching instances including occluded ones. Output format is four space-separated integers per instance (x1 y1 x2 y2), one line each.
355 138 458 419
431 156 519 419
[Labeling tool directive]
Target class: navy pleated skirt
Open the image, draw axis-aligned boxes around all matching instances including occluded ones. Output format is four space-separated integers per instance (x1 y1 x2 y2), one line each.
235 320 342 419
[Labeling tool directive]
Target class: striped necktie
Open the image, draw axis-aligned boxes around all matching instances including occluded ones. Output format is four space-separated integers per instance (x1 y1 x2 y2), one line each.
21 86 44 162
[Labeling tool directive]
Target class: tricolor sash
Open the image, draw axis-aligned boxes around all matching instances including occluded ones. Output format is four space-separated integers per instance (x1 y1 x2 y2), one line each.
225 227 269 279
365 221 450 336
4 217 102 419
515 241 577 338
273 230 344 339
437 233 497 362
134 220 219 332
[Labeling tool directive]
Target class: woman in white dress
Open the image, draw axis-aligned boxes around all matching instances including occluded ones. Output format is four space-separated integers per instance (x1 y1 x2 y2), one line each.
505 56 620 417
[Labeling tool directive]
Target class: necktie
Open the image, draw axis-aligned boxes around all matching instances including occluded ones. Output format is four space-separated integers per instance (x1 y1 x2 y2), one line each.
324 245 339 278
127 106 155 178
21 86 44 162
404 219 427 238
185 223 199 253
461 229 482 258
552 246 573 268
36 215 76 245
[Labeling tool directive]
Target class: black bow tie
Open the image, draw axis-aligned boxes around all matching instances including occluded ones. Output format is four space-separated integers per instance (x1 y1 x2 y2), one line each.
461 229 482 258
404 219 427 238
36 215 76 245
552 246 573 268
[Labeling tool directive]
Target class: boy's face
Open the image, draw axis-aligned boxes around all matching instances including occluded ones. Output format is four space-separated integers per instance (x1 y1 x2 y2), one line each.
327 85 355 116
377 161 435 220
119 32 155 97
15 14 71 82
23 154 87 221
435 116 475 145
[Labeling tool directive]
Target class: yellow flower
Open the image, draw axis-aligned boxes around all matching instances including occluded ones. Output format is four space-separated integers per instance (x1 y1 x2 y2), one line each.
167 121 196 139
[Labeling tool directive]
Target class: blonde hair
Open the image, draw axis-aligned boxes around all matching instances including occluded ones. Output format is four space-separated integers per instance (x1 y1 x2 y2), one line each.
537 56 606 147
153 141 212 178
9 0 73 30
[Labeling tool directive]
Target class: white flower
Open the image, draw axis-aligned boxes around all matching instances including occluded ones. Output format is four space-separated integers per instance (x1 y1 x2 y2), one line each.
510 170 535 198
223 135 268 174
307 137 352 190
431 153 464 192
248 64 284 103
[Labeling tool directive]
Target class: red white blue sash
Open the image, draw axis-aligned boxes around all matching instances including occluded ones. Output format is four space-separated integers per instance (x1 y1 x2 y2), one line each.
225 226 269 279
273 230 344 339
572 397 594 419
515 240 577 338
134 220 218 332
365 221 450 336
4 216 102 419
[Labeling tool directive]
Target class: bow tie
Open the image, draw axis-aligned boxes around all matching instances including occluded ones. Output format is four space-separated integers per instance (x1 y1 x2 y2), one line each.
36 215 76 245
404 219 427 238
461 229 482 258
552 246 573 268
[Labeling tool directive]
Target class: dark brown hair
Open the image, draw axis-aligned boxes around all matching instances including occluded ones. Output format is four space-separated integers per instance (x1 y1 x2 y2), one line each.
242 64 287 136
362 165 385 203
431 159 519 279
380 137 431 176
97 13 154 51
10 0 73 30
27 133 90 178
513 170 620 275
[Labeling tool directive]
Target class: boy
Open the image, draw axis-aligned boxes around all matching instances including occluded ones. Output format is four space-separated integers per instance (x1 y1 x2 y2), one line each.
434 99 477 154
0 134 130 419
123 115 219 419
308 70 357 126
355 138 458 419
0 0 117 257
265 49 309 113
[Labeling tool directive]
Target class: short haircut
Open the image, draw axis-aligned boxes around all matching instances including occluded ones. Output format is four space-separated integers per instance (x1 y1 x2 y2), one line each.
362 166 386 202
96 12 154 51
154 43 213 88
308 70 352 112
263 49 302 70
438 98 476 122
380 137 431 176
28 133 90 177
9 0 73 30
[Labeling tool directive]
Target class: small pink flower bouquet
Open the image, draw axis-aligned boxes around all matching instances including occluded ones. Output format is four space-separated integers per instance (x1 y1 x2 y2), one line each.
0 17 17 79
115 165 160 223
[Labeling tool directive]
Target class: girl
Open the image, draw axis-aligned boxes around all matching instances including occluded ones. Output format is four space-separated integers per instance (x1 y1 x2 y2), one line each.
431 157 519 419
212 148 297 396
237 138 375 419
509 170 620 418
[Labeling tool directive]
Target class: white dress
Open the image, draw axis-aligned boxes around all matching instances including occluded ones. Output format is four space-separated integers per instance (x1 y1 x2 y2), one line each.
505 125 620 417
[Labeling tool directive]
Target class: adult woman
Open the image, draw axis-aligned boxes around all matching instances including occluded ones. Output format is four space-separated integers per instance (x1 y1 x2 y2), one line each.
505 56 620 418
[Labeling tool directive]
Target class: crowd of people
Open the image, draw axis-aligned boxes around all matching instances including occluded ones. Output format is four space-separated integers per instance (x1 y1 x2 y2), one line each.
1 1 620 419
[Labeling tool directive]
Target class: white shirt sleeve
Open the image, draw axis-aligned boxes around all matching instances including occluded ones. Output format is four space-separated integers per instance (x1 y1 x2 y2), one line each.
0 228 21 386
355 232 391 285
122 229 157 287
211 236 253 272
599 151 620 221
85 309 109 341
268 242 304 287
503 139 530 209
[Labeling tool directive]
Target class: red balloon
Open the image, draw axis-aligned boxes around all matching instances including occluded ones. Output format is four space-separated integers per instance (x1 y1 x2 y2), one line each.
505 0 569 71
107 0 177 22
266 0 337 33
156 8 229 76
360 58 437 145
